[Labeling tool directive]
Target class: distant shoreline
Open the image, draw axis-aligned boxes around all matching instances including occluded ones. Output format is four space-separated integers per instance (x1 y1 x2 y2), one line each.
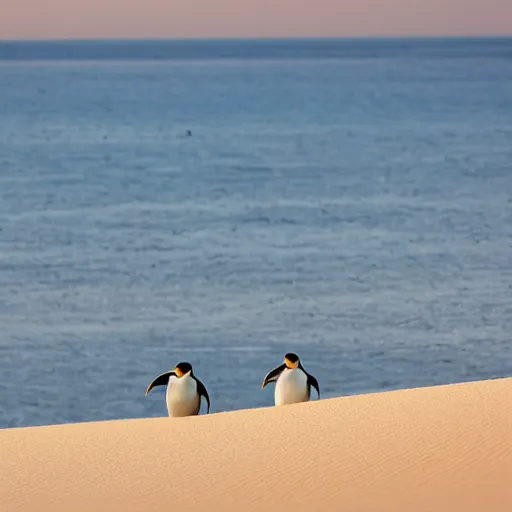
1 36 511 62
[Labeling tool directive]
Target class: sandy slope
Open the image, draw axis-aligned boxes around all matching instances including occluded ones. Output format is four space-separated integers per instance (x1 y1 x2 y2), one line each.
1 377 511 512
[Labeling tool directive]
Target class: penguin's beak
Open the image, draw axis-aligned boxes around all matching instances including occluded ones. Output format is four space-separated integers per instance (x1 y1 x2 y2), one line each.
261 364 286 389
284 357 299 369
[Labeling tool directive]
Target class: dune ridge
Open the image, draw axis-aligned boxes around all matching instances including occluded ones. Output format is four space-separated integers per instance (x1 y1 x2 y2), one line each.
1 377 511 512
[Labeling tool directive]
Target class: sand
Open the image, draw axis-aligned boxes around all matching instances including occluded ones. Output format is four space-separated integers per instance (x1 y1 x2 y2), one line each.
1 377 511 512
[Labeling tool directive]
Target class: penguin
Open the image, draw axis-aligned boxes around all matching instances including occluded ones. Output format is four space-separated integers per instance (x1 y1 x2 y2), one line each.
146 362 210 417
261 352 320 406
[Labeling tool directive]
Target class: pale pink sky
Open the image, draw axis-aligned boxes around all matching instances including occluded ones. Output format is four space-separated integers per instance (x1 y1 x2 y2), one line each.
1 0 511 40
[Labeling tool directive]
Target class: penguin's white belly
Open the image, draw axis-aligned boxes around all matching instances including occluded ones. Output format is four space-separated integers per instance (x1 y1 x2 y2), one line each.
275 368 309 406
166 375 200 417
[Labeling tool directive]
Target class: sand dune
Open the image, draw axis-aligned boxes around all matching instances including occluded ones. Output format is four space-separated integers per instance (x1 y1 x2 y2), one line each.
1 377 511 512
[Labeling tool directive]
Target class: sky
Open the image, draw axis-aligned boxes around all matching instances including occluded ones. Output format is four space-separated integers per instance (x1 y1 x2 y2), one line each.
1 0 512 40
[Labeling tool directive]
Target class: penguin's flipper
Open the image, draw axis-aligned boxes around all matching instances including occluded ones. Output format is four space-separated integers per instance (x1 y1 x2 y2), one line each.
196 378 211 413
261 363 286 389
145 371 175 396
307 374 320 399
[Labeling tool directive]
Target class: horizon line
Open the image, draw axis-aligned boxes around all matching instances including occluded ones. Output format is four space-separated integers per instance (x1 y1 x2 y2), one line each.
2 34 512 44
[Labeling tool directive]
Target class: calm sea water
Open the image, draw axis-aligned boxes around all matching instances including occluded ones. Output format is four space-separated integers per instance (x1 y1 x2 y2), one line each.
1 39 511 428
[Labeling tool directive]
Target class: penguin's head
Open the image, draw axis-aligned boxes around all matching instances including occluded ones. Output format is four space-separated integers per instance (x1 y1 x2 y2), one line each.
174 362 193 378
284 353 300 369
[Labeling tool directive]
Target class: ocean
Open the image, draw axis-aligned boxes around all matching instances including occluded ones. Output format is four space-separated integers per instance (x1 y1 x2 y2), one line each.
0 38 511 428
